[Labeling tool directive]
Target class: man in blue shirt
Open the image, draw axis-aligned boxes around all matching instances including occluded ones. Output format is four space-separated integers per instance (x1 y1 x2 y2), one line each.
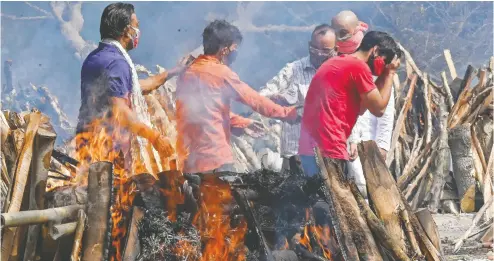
77 2 182 167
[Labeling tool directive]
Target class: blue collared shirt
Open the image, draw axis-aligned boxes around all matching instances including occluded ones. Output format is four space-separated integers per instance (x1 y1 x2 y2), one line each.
77 42 132 133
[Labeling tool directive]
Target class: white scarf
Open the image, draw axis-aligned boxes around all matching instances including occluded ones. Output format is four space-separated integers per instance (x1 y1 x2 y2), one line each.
101 39 162 174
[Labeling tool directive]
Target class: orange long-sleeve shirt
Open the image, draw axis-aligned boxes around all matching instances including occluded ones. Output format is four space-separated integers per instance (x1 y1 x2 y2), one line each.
176 55 297 173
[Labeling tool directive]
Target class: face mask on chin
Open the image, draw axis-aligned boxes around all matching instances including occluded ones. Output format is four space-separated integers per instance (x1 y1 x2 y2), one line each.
127 25 141 50
367 54 386 76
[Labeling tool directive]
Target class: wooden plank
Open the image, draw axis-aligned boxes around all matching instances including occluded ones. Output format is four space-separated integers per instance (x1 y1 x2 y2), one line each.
444 49 458 80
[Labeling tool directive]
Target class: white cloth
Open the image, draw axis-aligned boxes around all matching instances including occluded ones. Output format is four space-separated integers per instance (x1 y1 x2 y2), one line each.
347 78 395 198
101 39 162 174
259 56 316 157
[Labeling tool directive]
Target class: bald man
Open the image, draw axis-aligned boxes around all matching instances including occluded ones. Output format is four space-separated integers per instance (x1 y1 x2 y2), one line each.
259 24 337 172
331 10 369 54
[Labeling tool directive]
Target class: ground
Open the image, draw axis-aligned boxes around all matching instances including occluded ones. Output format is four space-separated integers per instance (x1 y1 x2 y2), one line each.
434 214 490 261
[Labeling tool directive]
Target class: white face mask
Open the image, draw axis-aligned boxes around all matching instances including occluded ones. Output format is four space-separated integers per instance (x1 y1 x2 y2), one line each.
127 25 141 49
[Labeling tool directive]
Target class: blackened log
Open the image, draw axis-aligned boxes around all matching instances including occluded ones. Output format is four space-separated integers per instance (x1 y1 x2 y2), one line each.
232 188 274 261
448 125 477 213
81 161 113 261
23 127 57 261
51 149 80 167
122 206 144 261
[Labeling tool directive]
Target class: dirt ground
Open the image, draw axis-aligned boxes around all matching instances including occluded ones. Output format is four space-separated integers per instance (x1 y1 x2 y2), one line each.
434 214 491 261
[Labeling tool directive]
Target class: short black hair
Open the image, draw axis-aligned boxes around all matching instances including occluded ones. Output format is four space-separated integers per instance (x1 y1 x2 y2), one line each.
311 24 333 43
100 3 135 40
202 20 243 55
358 31 401 64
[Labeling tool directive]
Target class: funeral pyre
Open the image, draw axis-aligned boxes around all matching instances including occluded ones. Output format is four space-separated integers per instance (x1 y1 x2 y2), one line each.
1 46 493 261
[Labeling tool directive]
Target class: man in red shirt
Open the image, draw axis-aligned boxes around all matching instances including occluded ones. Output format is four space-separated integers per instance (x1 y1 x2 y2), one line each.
298 31 401 176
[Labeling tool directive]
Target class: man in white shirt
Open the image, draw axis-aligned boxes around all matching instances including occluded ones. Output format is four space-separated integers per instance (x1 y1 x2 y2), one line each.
347 78 395 198
259 24 337 172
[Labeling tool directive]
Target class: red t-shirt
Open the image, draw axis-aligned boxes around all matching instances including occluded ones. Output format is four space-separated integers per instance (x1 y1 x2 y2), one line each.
298 55 376 160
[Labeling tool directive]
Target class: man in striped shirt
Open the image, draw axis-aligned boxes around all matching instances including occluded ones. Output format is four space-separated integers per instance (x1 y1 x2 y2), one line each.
259 24 337 172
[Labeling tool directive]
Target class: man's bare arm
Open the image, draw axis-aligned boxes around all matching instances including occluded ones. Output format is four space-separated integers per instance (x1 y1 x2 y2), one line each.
360 57 400 117
110 97 160 141
139 71 169 95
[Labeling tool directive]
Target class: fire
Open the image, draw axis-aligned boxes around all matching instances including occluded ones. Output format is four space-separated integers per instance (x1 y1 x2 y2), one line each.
70 107 247 260
193 176 248 261
299 208 332 260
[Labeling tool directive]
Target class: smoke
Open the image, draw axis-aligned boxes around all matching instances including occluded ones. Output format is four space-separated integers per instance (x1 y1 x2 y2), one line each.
1 1 492 123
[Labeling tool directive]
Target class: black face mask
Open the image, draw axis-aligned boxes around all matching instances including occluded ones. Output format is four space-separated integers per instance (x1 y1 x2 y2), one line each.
225 50 238 66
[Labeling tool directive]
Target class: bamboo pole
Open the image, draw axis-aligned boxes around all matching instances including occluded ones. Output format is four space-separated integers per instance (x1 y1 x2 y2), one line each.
1 205 84 227
50 222 77 240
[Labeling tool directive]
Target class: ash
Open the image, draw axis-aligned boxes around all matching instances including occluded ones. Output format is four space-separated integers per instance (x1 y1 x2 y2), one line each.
137 208 201 261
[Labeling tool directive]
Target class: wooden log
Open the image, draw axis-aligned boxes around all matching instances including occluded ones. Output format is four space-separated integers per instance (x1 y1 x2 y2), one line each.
7 111 41 213
414 208 443 255
484 142 494 222
424 129 450 213
1 111 10 147
444 50 458 81
398 138 437 191
70 209 86 261
122 207 144 261
474 115 493 164
358 141 408 254
423 73 433 145
314 149 365 261
399 195 445 261
1 205 84 227
349 182 410 261
453 197 494 253
399 207 423 258
232 189 274 261
387 75 418 167
23 127 56 261
1 111 42 261
81 161 113 261
404 150 436 201
50 222 77 240
440 71 455 110
448 125 477 213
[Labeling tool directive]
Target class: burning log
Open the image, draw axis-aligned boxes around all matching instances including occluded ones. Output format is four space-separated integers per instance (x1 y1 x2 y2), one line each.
1 204 83 227
122 206 144 261
71 209 87 261
24 127 57 261
314 148 382 261
232 188 274 261
448 124 477 213
81 161 114 261
50 222 77 240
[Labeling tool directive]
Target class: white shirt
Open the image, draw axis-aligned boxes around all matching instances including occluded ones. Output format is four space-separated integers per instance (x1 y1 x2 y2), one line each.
259 56 317 157
348 79 395 151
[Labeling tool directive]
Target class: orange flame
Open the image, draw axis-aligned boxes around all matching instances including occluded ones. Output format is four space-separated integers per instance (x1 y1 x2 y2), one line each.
299 208 332 260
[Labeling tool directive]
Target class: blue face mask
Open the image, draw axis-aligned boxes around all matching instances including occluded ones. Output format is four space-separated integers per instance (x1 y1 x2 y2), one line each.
226 50 238 66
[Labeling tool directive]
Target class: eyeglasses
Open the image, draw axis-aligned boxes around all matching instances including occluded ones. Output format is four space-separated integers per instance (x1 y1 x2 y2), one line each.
309 45 337 57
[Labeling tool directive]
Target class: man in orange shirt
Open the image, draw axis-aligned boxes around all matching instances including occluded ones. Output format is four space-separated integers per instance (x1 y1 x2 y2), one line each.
176 20 299 173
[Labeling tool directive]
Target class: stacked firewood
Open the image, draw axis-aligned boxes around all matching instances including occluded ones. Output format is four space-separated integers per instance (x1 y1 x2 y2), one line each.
0 109 84 261
386 47 493 215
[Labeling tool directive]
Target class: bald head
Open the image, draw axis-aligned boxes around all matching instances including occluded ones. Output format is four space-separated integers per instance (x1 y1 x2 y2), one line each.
310 24 336 49
331 10 359 38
